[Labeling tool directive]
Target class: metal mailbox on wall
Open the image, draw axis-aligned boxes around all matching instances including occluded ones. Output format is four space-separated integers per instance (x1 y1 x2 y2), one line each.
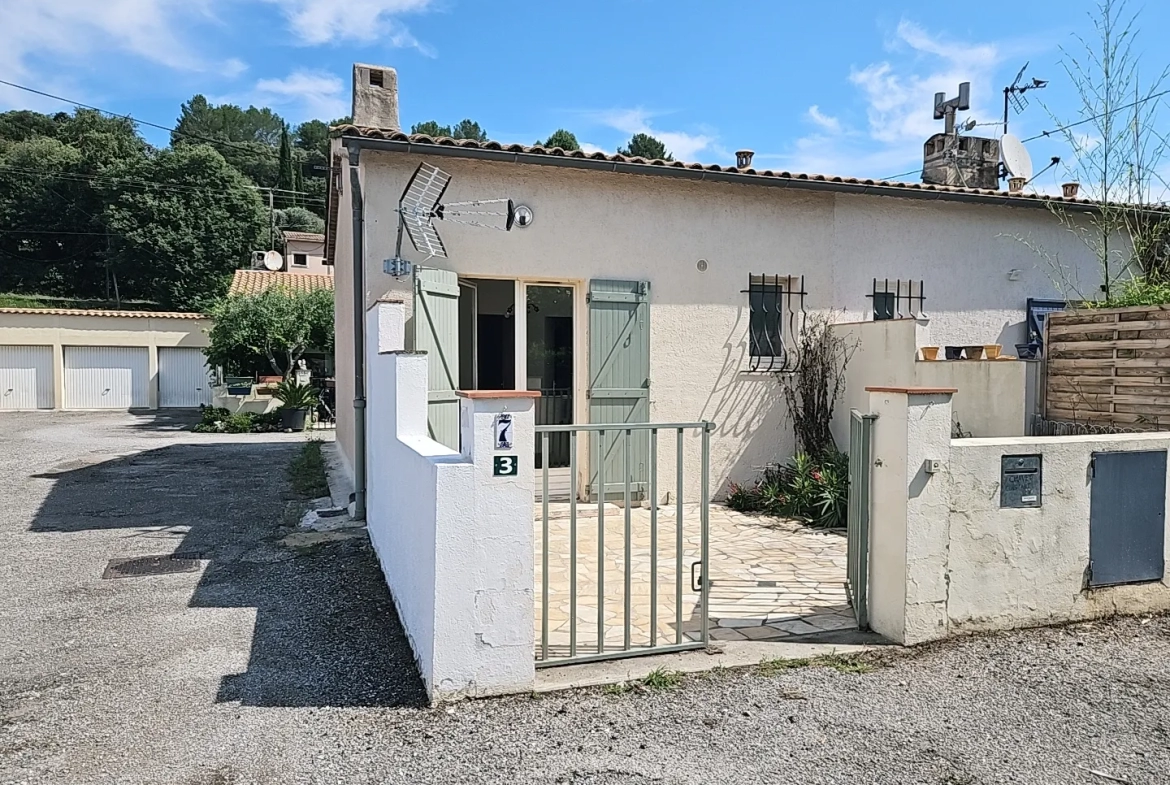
1001 455 1042 508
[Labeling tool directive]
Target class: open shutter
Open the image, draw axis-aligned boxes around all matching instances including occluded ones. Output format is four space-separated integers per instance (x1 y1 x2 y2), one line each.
413 267 460 450
588 279 650 499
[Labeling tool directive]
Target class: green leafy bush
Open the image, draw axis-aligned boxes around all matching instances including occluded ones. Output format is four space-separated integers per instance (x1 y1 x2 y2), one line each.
192 406 282 433
726 451 849 529
1096 275 1170 308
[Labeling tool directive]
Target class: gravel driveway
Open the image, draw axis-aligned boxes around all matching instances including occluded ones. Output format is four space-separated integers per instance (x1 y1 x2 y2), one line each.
3 412 1169 785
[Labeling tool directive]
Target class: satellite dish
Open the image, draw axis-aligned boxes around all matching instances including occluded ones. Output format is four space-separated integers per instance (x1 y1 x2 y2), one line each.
1001 134 1033 181
262 250 283 271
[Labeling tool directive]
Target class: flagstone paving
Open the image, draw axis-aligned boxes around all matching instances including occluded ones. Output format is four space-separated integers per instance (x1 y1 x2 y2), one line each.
535 503 852 658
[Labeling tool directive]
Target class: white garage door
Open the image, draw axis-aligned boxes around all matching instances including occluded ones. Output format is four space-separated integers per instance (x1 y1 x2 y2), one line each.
0 346 54 410
64 347 150 409
159 347 213 408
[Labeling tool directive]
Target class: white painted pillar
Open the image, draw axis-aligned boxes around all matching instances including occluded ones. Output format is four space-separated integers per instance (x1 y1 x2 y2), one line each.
425 389 538 697
864 385 955 646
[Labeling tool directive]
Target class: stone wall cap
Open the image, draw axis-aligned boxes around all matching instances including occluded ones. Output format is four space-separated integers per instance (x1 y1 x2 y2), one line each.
456 390 542 399
866 386 958 395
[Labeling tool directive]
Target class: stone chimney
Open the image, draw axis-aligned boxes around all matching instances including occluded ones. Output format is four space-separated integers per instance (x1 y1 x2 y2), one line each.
921 133 1001 189
352 64 399 130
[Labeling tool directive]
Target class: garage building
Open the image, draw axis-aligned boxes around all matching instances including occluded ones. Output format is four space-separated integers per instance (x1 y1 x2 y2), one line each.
0 308 212 411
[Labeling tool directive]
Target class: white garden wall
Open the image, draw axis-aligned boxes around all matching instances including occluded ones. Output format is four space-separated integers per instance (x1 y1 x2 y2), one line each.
831 319 1034 450
864 387 1170 645
364 301 536 701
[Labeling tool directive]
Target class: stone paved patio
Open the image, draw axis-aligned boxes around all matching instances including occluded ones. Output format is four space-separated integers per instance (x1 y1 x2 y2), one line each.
535 503 852 658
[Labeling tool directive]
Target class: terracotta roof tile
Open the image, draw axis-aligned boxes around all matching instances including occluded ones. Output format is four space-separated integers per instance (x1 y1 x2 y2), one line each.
282 231 326 242
229 269 335 296
0 307 204 319
331 126 1099 207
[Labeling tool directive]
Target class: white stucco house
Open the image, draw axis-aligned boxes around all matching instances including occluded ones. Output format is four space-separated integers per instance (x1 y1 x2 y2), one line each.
328 63 1108 514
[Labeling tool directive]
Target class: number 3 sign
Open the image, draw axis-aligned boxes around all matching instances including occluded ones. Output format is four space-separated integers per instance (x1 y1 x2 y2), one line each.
493 455 519 476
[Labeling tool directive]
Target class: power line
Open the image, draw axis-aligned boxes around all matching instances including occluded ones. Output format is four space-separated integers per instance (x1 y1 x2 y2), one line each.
0 164 326 205
1022 87 1170 142
0 77 332 193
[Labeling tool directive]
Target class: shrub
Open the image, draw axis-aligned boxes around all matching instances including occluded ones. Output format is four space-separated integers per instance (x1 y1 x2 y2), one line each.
1096 275 1170 308
192 405 283 433
726 451 849 529
273 378 318 410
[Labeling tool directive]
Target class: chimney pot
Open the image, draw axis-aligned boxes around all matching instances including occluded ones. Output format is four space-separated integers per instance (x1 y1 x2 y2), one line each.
352 63 399 130
736 149 754 168
1061 181 1080 198
1008 176 1026 193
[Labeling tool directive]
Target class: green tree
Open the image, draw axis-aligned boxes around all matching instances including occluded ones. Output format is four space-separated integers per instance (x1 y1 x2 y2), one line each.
451 119 488 141
205 286 334 377
0 110 60 146
276 125 296 207
101 145 267 310
411 120 452 137
172 95 285 187
541 129 580 150
275 206 326 234
172 95 285 146
618 133 672 161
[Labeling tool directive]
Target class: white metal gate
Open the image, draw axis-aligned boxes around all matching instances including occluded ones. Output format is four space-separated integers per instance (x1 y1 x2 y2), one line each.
64 346 150 409
535 420 714 667
0 346 54 410
159 347 212 408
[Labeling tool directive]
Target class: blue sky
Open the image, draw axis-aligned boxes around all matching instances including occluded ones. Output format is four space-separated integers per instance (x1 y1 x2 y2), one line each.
3 0 1169 189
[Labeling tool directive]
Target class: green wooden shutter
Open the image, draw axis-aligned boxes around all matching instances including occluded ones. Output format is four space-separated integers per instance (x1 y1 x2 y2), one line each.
413 267 460 450
588 279 650 499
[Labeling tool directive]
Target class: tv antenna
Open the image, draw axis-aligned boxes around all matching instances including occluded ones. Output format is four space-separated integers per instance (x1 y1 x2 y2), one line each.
934 82 971 134
384 162 525 277
1002 62 1049 135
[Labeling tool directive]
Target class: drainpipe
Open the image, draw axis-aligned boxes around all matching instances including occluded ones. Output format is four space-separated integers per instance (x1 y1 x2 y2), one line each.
347 143 367 521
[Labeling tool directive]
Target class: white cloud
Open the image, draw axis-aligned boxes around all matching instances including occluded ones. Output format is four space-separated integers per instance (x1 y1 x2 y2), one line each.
0 0 238 110
261 0 436 52
806 105 841 134
580 142 607 155
774 19 1007 179
588 107 716 161
252 70 348 120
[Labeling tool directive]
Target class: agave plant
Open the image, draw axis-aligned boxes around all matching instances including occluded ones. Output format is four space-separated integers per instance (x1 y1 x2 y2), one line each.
273 379 319 410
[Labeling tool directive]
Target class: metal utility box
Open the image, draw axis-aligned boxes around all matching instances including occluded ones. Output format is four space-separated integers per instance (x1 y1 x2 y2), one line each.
1000 454 1042 508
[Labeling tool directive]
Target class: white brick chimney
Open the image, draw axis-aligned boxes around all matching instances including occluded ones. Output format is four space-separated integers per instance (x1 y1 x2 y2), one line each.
352 64 399 130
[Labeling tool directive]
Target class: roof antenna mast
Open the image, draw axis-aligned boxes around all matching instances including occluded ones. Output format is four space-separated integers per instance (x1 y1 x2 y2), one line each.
1002 62 1049 136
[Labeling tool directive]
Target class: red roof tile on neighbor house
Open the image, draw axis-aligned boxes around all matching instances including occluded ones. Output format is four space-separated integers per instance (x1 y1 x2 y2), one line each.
330 126 1099 207
229 269 335 296
281 231 326 243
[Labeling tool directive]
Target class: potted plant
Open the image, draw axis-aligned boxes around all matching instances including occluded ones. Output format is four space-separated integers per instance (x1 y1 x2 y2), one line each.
273 379 319 432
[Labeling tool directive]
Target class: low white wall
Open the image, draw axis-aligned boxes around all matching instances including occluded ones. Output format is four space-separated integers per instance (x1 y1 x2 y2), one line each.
866 387 1170 645
832 319 1031 454
947 434 1170 633
916 359 1029 437
364 301 535 701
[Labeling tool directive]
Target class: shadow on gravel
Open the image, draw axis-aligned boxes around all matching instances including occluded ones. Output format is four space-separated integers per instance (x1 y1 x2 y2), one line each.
28 436 427 709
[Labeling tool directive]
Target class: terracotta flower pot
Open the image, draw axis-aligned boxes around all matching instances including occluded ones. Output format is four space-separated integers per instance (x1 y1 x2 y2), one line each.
983 344 1001 359
920 346 940 361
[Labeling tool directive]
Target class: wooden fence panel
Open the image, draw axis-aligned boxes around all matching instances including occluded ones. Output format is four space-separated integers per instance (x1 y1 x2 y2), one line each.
1044 305 1170 430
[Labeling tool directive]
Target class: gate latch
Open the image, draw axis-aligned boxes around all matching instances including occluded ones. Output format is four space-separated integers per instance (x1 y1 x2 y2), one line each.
691 561 704 593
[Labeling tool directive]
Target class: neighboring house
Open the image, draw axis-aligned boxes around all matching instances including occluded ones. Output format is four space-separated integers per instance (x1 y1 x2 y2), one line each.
0 308 212 410
282 231 331 275
328 63 1113 497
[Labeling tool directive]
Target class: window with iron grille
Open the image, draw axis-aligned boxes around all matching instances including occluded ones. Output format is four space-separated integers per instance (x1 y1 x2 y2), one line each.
746 274 807 372
868 279 926 320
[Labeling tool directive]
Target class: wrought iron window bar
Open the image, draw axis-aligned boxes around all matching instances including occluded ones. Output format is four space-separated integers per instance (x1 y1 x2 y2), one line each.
867 278 927 320
744 274 808 373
